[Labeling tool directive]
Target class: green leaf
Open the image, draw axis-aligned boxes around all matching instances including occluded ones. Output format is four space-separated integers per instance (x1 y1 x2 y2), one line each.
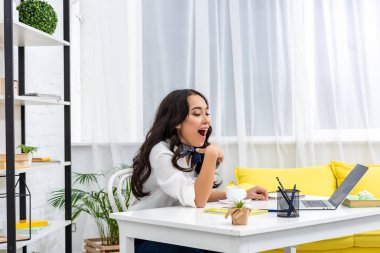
72 172 104 186
17 0 58 35
17 144 38 154
233 200 246 208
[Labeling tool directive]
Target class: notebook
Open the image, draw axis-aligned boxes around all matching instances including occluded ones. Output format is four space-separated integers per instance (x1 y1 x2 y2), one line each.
269 191 306 199
204 207 268 215
299 164 368 210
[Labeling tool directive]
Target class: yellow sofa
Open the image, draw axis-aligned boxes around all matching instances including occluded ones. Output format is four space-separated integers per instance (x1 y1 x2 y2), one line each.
233 160 380 253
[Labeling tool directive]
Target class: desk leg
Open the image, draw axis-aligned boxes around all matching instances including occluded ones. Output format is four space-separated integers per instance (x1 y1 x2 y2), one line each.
119 236 134 253
119 224 134 253
284 246 296 253
229 237 251 253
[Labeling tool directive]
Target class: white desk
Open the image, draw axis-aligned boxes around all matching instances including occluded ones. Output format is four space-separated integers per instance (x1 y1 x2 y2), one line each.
110 199 380 253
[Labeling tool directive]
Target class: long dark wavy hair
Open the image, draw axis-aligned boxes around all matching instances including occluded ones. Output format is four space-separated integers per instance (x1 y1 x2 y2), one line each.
131 89 220 199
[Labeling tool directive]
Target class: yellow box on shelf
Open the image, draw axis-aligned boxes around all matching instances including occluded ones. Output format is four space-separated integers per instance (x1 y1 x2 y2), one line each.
16 220 49 229
32 157 51 162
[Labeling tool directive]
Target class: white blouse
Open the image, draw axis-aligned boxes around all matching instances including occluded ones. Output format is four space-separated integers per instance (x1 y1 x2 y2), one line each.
128 141 197 211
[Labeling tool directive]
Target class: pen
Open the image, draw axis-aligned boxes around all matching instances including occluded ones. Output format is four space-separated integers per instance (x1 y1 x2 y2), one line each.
276 176 285 190
287 184 297 217
261 209 288 212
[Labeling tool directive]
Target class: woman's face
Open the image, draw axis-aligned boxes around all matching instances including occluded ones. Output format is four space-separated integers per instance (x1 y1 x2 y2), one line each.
176 94 211 147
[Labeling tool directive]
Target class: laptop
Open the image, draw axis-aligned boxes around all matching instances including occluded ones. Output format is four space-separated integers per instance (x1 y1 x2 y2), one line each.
299 164 368 210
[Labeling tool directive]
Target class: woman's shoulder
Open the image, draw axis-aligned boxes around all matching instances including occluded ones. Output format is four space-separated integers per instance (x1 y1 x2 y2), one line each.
150 140 173 157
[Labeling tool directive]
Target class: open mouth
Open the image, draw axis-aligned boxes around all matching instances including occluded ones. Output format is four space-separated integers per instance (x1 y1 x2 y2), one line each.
198 129 207 136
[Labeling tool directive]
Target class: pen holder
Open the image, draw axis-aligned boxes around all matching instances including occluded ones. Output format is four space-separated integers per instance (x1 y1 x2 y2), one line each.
277 189 300 218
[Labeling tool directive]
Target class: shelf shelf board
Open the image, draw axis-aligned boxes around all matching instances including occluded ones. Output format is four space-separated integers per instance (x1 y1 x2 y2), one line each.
0 96 70 105
0 220 71 251
0 161 71 175
0 21 69 46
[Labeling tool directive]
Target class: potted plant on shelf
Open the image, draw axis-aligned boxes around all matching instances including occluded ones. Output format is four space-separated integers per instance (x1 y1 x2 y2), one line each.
48 164 131 252
17 144 38 165
16 0 58 35
225 200 251 225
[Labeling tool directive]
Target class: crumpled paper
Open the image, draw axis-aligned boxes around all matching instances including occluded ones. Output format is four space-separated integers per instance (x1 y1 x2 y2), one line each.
225 207 251 225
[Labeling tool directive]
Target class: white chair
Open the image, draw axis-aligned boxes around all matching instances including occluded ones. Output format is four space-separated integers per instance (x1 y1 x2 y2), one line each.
107 168 133 213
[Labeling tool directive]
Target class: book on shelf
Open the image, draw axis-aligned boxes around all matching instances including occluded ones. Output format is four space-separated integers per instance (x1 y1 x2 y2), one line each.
24 92 61 100
343 194 380 207
16 224 50 235
32 156 51 162
16 220 49 229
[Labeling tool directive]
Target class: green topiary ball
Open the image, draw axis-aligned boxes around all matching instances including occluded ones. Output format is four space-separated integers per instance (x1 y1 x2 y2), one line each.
16 0 58 35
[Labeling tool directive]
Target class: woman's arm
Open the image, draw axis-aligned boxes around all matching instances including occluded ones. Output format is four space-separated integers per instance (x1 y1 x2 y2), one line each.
207 187 269 202
208 186 269 202
194 144 224 207
208 191 226 202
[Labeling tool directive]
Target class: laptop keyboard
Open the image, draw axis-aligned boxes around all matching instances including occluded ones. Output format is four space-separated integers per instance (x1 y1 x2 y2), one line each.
302 200 329 208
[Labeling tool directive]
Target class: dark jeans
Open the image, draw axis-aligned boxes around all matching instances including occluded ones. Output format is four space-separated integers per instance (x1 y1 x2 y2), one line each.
135 239 220 253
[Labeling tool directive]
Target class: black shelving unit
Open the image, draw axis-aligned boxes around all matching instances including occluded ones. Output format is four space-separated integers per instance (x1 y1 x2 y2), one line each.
2 0 71 252
0 174 32 244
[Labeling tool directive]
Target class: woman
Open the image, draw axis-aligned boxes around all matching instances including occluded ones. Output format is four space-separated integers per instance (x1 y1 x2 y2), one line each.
130 89 268 253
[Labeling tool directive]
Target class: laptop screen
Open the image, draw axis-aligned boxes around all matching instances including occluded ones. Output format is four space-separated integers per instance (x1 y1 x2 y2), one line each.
329 164 368 207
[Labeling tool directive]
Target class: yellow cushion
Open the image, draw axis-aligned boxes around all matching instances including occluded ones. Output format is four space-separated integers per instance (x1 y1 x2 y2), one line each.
234 164 336 196
295 235 353 251
235 162 379 251
263 248 380 253
354 230 380 247
331 160 380 198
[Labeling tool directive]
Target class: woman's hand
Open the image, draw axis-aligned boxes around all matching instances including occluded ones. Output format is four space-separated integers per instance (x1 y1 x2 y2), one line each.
193 144 224 207
196 144 224 165
246 186 269 200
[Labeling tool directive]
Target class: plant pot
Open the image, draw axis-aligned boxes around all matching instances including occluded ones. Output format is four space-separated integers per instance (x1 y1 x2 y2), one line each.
225 207 251 225
84 238 119 253
27 153 33 165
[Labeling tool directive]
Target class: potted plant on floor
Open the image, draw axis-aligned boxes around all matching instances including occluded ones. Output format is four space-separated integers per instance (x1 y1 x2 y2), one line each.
225 200 251 225
48 164 131 252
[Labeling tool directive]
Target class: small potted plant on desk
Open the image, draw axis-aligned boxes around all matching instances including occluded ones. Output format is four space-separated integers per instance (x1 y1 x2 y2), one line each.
17 144 38 166
225 200 251 225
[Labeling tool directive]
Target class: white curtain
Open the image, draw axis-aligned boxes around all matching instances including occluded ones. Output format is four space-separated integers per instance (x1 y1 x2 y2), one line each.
77 0 380 164
74 0 380 248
